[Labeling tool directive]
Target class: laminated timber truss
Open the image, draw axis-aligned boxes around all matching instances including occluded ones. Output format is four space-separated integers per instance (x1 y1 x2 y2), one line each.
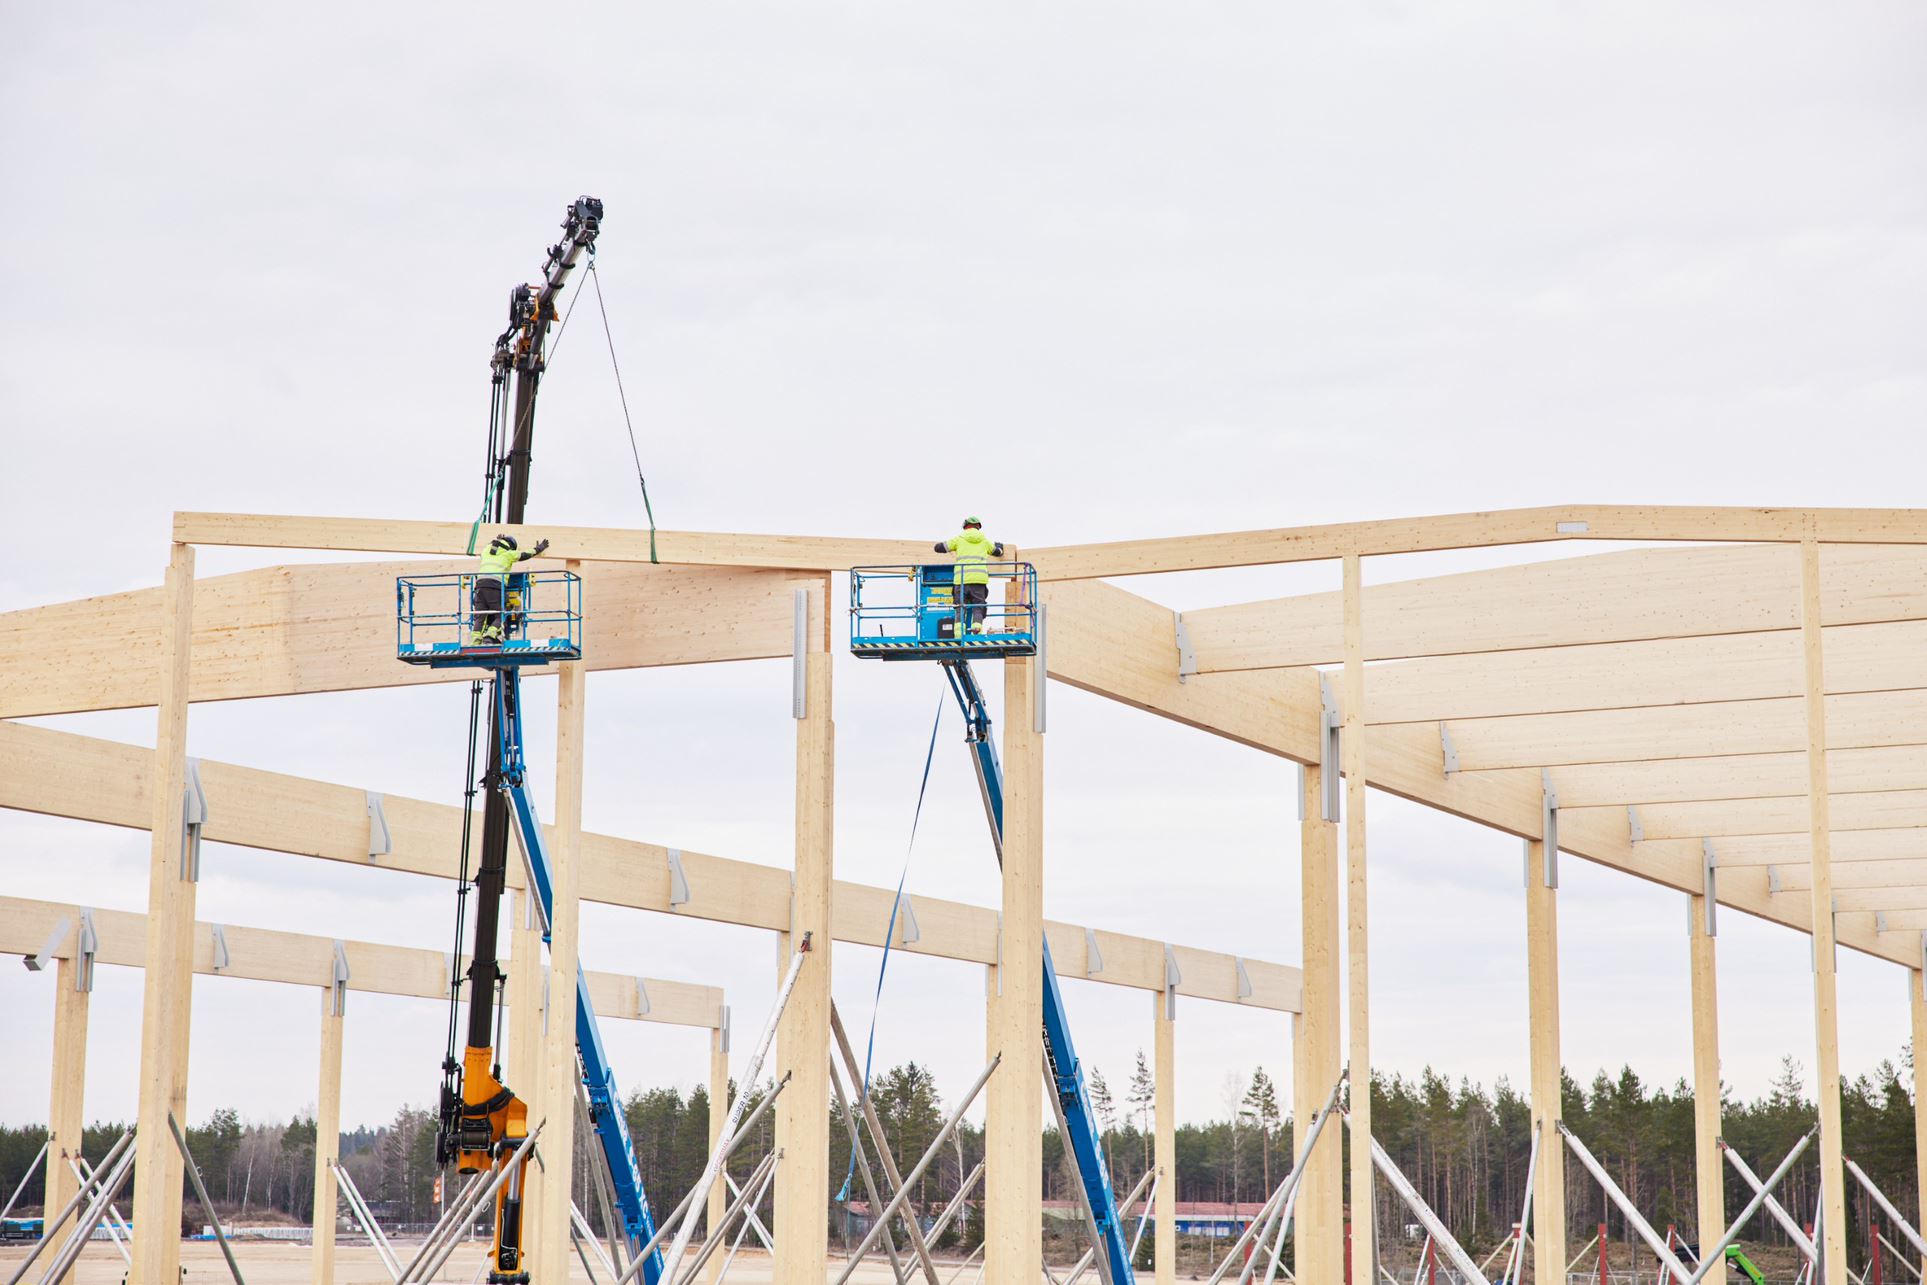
7 502 1927 1285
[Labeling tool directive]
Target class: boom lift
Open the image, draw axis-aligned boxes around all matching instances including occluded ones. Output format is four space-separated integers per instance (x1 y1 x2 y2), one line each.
850 563 1138 1284
394 196 666 1285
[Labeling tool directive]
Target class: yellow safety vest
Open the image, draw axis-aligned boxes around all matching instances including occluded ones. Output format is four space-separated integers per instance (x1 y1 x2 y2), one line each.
945 530 997 585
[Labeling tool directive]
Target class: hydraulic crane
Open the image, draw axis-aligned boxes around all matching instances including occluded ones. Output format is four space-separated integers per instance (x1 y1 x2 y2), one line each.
850 563 1138 1284
394 196 666 1285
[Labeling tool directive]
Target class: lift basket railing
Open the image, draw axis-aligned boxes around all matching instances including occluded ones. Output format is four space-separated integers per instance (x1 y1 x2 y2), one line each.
849 562 1038 657
396 570 582 664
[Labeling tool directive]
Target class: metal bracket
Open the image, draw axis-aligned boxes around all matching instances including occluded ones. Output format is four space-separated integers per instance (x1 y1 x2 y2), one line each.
1875 912 1888 933
634 978 651 1018
667 849 692 908
1296 763 1306 822
1919 934 1926 1001
25 916 72 973
1555 520 1591 534
897 897 920 946
1084 926 1104 977
1438 723 1459 774
792 589 809 719
1701 839 1718 937
328 940 350 1017
74 910 97 993
1540 769 1560 889
1627 807 1644 844
1174 613 1197 684
366 792 392 862
182 758 210 882
1033 605 1048 733
1319 674 1342 822
718 1004 732 1053
1767 866 1783 894
1162 945 1182 1021
210 925 231 973
1235 958 1253 1000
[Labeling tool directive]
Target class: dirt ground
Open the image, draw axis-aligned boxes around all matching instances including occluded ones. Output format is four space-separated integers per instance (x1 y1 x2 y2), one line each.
0 1240 973 1285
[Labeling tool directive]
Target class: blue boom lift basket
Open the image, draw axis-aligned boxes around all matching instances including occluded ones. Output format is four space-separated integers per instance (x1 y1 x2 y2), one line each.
395 570 583 668
849 562 1038 660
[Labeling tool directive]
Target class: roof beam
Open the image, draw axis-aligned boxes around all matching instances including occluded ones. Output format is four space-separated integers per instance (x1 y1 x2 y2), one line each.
1039 578 1912 967
0 719 1299 1012
1643 829 1925 868
1568 790 1927 841
1185 543 1927 669
1028 506 1927 581
1439 690 1927 771
1769 860 1927 893
0 558 822 718
1546 746 1927 808
0 894 722 1027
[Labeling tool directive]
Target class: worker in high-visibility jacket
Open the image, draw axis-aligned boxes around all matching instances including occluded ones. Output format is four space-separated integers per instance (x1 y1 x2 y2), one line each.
470 533 549 645
934 516 1005 635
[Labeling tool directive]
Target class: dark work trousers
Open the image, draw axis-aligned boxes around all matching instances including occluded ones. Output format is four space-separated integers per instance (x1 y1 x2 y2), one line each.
471 576 505 641
960 582 989 632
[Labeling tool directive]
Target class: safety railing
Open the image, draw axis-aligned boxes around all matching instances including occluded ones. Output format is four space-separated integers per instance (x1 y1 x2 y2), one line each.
395 570 582 665
849 562 1038 658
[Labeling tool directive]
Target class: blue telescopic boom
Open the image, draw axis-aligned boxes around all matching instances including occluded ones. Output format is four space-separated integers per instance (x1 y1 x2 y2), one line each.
495 670 666 1284
938 657 1137 1284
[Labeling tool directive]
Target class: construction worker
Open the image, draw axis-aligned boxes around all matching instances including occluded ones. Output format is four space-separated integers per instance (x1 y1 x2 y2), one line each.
934 516 1005 635
470 533 549 645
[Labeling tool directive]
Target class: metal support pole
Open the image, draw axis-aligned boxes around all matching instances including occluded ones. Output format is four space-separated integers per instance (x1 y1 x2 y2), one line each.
719 1171 775 1253
676 1150 781 1285
1062 1168 1157 1285
396 1168 488 1285
1204 1077 1343 1285
1561 1123 1693 1283
827 1051 911 1281
67 1156 130 1265
32 1142 136 1285
832 1055 1002 1285
401 1127 543 1285
169 1111 248 1285
1355 1118 1489 1285
1850 1156 1927 1263
1688 1127 1817 1284
1503 1125 1540 1285
0 1141 50 1223
716 1155 783 1285
333 1162 401 1281
5 1131 132 1285
1723 1141 1819 1261
414 1128 548 1285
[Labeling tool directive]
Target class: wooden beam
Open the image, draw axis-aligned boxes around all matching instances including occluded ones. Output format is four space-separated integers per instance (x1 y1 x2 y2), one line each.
1343 554 1375 1284
171 512 930 571
44 952 89 1280
1184 542 1927 669
1039 578 1915 966
1294 764 1342 1284
1566 790 1927 841
1546 746 1927 808
704 1021 730 1285
775 583 833 1285
310 988 345 1285
1688 896 1725 1284
1357 620 1927 725
1913 969 1927 1243
1800 539 1850 1283
1647 829 1926 869
0 559 819 718
0 894 725 1028
1028 506 1927 581
1439 689 1927 771
987 622 1045 1284
129 542 195 1285
534 646 587 1285
1526 839 1567 1284
1769 860 1927 892
0 718 1301 1009
1153 990 1175 1285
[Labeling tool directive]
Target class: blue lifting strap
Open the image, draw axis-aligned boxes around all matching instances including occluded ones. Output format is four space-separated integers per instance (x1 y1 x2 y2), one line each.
836 693 946 1203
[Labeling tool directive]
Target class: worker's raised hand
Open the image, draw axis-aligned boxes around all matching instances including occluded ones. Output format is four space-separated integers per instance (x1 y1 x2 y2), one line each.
533 538 551 556
933 541 947 553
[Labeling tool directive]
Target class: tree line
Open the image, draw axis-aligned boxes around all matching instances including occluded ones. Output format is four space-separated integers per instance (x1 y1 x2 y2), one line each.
2 1049 1915 1261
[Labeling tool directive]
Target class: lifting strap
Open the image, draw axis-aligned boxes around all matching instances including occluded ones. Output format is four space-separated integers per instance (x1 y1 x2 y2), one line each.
836 694 946 1202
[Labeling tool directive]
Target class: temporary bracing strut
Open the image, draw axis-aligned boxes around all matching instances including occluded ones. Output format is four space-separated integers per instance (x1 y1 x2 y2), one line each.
938 654 1137 1285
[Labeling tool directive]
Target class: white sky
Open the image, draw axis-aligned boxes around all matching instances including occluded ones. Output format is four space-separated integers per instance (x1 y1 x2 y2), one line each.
2 2 1923 1135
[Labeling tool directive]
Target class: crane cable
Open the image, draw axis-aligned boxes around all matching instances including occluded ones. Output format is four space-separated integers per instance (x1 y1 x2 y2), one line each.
836 694 946 1202
585 256 660 563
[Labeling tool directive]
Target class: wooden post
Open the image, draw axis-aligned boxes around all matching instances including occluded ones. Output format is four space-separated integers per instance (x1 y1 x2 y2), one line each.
1341 553 1374 1282
505 889 545 1266
775 581 834 1285
1912 969 1927 1244
703 1018 730 1285
311 985 345 1285
1295 763 1343 1282
1526 838 1568 1281
534 647 587 1285
1800 536 1850 1283
1154 989 1176 1285
1688 894 1725 1285
129 542 196 1285
43 953 90 1273
986 604 1044 1283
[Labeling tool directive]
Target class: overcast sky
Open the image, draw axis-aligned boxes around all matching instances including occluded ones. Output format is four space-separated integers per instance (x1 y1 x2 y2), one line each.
3 3 1924 1137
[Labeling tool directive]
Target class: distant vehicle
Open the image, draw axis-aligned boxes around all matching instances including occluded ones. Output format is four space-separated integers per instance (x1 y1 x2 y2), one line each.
1 1216 45 1241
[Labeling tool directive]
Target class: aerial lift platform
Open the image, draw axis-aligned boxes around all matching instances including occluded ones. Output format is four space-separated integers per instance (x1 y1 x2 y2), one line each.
850 561 1138 1285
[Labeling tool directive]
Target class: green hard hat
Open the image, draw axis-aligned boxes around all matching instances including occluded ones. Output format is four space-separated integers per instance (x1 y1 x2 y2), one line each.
963 515 982 526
